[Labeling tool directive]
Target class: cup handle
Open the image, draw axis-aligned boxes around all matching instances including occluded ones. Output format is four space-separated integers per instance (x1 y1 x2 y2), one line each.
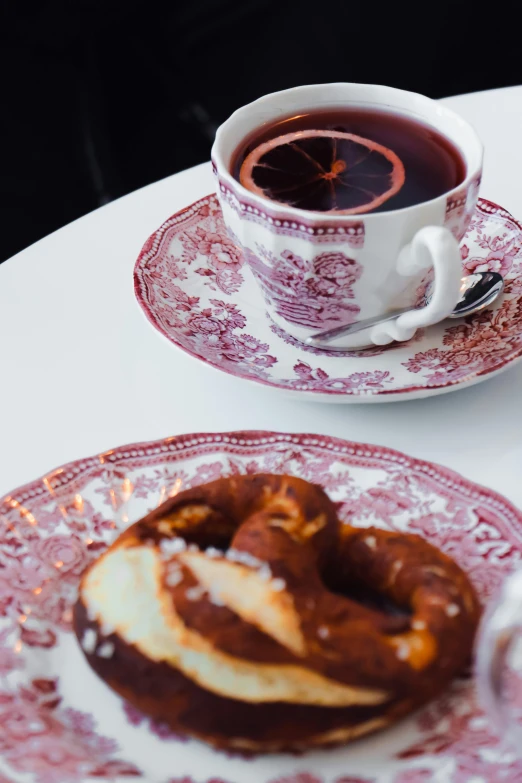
476 571 522 744
370 226 462 346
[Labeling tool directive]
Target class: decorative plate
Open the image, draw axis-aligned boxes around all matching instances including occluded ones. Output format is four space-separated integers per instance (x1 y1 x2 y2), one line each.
134 196 522 403
2 430 522 783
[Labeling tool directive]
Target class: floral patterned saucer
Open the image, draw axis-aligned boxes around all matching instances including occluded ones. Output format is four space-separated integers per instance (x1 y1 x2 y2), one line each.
134 196 522 402
2 430 522 783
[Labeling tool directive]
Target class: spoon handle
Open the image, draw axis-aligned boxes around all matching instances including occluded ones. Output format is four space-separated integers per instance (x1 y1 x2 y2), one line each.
306 306 413 346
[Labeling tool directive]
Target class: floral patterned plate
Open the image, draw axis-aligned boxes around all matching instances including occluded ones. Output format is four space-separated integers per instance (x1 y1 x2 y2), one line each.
2 430 522 783
134 196 522 402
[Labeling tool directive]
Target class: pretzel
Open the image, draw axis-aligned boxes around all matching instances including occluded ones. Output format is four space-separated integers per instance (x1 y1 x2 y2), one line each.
74 474 480 752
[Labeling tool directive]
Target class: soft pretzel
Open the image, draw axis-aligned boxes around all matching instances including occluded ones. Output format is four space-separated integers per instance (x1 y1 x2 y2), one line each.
74 474 480 752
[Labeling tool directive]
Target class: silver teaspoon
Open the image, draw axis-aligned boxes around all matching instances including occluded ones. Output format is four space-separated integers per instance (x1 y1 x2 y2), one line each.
306 271 504 349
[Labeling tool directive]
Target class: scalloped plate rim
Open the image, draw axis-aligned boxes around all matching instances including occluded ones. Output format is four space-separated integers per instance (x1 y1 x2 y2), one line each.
3 429 521 525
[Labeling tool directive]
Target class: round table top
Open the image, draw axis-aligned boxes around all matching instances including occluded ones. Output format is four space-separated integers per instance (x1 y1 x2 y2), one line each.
2 86 522 508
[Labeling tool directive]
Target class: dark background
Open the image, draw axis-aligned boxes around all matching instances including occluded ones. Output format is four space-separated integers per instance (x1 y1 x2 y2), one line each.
0 0 519 262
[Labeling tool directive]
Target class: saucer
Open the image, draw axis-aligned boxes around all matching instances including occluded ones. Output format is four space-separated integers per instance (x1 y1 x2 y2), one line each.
134 196 522 402
2 430 522 782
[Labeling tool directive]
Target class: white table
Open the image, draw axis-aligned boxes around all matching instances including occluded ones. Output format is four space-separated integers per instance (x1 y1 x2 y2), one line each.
1 87 522 510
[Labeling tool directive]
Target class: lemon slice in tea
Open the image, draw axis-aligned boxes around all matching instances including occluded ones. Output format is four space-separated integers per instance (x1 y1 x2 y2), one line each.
239 130 405 215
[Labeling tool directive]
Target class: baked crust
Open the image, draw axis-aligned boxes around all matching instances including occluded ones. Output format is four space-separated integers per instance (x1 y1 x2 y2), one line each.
74 473 480 752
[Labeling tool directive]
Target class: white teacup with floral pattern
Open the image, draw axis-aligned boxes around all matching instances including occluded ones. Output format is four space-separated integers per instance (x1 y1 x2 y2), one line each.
211 83 483 349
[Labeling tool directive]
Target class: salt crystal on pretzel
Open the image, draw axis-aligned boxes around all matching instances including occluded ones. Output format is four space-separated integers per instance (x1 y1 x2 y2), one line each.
74 473 480 753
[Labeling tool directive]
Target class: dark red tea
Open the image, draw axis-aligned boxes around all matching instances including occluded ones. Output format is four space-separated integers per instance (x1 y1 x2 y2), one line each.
232 108 466 214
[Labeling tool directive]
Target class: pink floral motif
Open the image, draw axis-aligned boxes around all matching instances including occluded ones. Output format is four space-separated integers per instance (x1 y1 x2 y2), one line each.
155 198 244 297
19 625 57 649
0 680 140 783
89 759 141 777
179 220 244 295
268 776 374 783
335 779 375 783
464 250 515 278
192 230 242 270
445 175 481 242
123 702 188 743
402 293 522 385
393 771 433 783
167 779 231 783
506 276 522 297
398 686 522 782
313 251 361 283
268 317 426 359
30 534 89 578
268 776 323 783
244 245 362 330
157 285 278 381
188 461 227 486
278 361 393 392
339 487 414 526
462 222 520 278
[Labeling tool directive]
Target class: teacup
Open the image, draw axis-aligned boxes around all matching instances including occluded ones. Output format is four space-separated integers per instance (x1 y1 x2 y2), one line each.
211 83 483 349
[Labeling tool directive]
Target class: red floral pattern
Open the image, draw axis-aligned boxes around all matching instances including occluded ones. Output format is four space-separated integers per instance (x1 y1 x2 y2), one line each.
135 196 522 399
0 679 140 783
392 771 433 783
268 318 427 359
402 272 522 385
0 495 140 780
445 175 481 242
397 684 522 781
167 779 231 783
278 361 394 393
2 431 522 781
179 222 244 295
122 702 188 743
268 776 374 783
242 245 362 330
